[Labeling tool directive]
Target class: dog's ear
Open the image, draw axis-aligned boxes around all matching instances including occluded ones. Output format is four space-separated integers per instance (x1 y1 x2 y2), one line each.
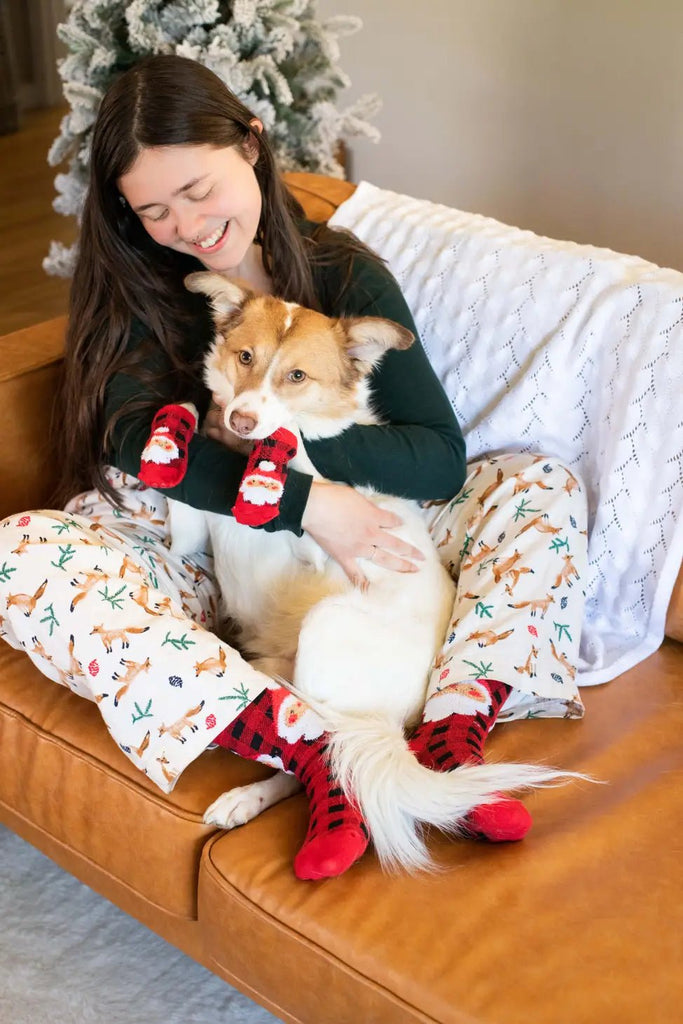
342 317 415 371
184 272 252 314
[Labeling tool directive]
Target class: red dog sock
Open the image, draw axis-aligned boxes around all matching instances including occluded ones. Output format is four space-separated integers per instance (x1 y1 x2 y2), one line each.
232 427 298 526
213 686 368 880
138 403 197 488
410 678 532 842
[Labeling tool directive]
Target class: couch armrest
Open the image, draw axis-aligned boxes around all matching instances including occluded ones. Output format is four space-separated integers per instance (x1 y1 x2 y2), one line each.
0 315 66 519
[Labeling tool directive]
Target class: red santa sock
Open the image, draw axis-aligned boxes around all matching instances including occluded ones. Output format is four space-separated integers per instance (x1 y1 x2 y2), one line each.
213 686 369 880
409 678 532 842
138 403 198 488
232 427 298 526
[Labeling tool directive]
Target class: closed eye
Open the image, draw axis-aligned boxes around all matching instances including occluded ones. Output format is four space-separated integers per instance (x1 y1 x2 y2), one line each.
188 186 214 202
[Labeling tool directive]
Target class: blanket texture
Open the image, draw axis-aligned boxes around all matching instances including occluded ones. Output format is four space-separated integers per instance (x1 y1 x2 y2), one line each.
330 182 683 684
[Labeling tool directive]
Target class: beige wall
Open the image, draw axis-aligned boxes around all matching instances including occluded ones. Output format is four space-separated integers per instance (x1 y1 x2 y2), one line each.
319 0 683 271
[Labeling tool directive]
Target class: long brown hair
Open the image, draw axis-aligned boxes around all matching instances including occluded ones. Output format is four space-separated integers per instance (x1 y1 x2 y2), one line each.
56 54 376 505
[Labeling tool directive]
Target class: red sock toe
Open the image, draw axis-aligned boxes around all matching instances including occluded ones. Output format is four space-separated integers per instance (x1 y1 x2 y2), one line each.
294 825 369 880
464 795 532 842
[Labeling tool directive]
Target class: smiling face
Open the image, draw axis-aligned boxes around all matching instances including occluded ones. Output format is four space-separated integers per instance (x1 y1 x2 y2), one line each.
118 142 262 272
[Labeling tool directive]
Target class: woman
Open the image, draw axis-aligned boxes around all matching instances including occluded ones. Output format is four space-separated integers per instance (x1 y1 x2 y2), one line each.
0 55 587 878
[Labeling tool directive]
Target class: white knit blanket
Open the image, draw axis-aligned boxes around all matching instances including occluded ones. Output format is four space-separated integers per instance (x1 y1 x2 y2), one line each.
330 181 683 685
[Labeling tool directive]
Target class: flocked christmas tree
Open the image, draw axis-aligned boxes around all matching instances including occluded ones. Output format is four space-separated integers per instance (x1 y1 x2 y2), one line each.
45 0 381 276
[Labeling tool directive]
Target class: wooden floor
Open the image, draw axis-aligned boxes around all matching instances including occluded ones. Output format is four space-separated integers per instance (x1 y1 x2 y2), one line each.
0 106 75 335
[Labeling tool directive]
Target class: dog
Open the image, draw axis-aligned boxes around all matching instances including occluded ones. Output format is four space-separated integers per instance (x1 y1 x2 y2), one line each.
169 271 571 871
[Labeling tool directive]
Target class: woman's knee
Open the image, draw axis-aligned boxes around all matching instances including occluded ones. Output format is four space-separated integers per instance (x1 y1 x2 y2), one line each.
0 510 124 590
471 452 585 496
1 510 65 550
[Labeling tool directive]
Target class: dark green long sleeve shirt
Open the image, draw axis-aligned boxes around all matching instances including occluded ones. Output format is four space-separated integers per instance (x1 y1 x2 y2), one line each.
105 223 466 534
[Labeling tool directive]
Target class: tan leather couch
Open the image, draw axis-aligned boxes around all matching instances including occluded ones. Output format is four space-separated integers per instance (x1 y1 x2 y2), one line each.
1 173 681 1024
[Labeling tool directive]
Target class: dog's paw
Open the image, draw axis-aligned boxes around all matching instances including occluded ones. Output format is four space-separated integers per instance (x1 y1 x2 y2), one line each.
203 773 301 830
203 784 267 829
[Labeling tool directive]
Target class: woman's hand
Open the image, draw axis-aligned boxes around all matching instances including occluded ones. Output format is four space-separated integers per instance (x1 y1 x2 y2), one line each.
204 396 253 456
301 480 425 586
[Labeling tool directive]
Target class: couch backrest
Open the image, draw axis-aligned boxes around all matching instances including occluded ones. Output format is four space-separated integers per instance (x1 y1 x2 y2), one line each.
282 171 355 222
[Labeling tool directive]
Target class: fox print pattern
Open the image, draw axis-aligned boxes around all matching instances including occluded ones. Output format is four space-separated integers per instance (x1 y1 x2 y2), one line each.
0 471 280 793
424 452 587 723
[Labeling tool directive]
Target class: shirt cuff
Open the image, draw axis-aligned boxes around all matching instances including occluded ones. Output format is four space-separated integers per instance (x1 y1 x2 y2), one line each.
260 467 314 536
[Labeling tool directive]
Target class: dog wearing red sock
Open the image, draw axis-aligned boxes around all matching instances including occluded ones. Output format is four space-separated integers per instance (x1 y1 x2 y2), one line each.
138 402 198 488
168 272 575 873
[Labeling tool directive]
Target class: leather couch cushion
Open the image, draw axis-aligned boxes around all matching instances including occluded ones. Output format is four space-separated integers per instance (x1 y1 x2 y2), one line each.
0 643 273 919
198 641 682 1024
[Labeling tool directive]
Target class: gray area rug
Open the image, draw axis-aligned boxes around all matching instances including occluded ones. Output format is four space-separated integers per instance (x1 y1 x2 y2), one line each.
0 825 279 1024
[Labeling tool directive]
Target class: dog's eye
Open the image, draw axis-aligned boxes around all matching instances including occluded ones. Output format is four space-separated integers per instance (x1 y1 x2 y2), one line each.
287 369 307 383
237 350 252 365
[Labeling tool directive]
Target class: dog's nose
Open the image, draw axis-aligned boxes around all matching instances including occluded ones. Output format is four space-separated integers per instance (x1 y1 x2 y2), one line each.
229 410 257 436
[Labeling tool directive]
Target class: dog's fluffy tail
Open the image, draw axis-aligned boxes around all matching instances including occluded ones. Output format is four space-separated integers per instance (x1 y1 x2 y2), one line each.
317 709 581 873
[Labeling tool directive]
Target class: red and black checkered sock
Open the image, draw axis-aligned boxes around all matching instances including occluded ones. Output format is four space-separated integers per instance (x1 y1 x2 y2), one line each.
138 403 197 488
213 687 368 880
232 427 298 526
409 679 532 842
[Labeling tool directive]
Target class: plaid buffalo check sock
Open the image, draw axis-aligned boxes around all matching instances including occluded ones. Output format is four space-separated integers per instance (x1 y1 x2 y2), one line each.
213 686 369 880
138 403 198 488
409 678 532 842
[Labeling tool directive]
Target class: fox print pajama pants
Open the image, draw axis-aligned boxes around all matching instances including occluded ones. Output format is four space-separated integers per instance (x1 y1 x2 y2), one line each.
0 470 285 792
0 454 587 792
422 452 587 723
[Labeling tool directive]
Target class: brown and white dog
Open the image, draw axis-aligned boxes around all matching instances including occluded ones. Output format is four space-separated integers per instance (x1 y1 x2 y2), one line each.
169 272 568 871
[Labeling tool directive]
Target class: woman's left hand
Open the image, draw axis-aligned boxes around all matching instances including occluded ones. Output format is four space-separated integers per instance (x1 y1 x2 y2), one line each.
301 479 425 587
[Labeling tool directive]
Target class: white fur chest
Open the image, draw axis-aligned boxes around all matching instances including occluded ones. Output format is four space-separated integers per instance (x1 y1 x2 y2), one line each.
204 504 325 639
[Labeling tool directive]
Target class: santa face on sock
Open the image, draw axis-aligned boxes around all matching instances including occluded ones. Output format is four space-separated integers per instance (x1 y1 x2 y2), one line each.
231 427 298 526
138 403 198 489
141 427 181 465
275 692 326 743
422 677 493 721
238 459 285 506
